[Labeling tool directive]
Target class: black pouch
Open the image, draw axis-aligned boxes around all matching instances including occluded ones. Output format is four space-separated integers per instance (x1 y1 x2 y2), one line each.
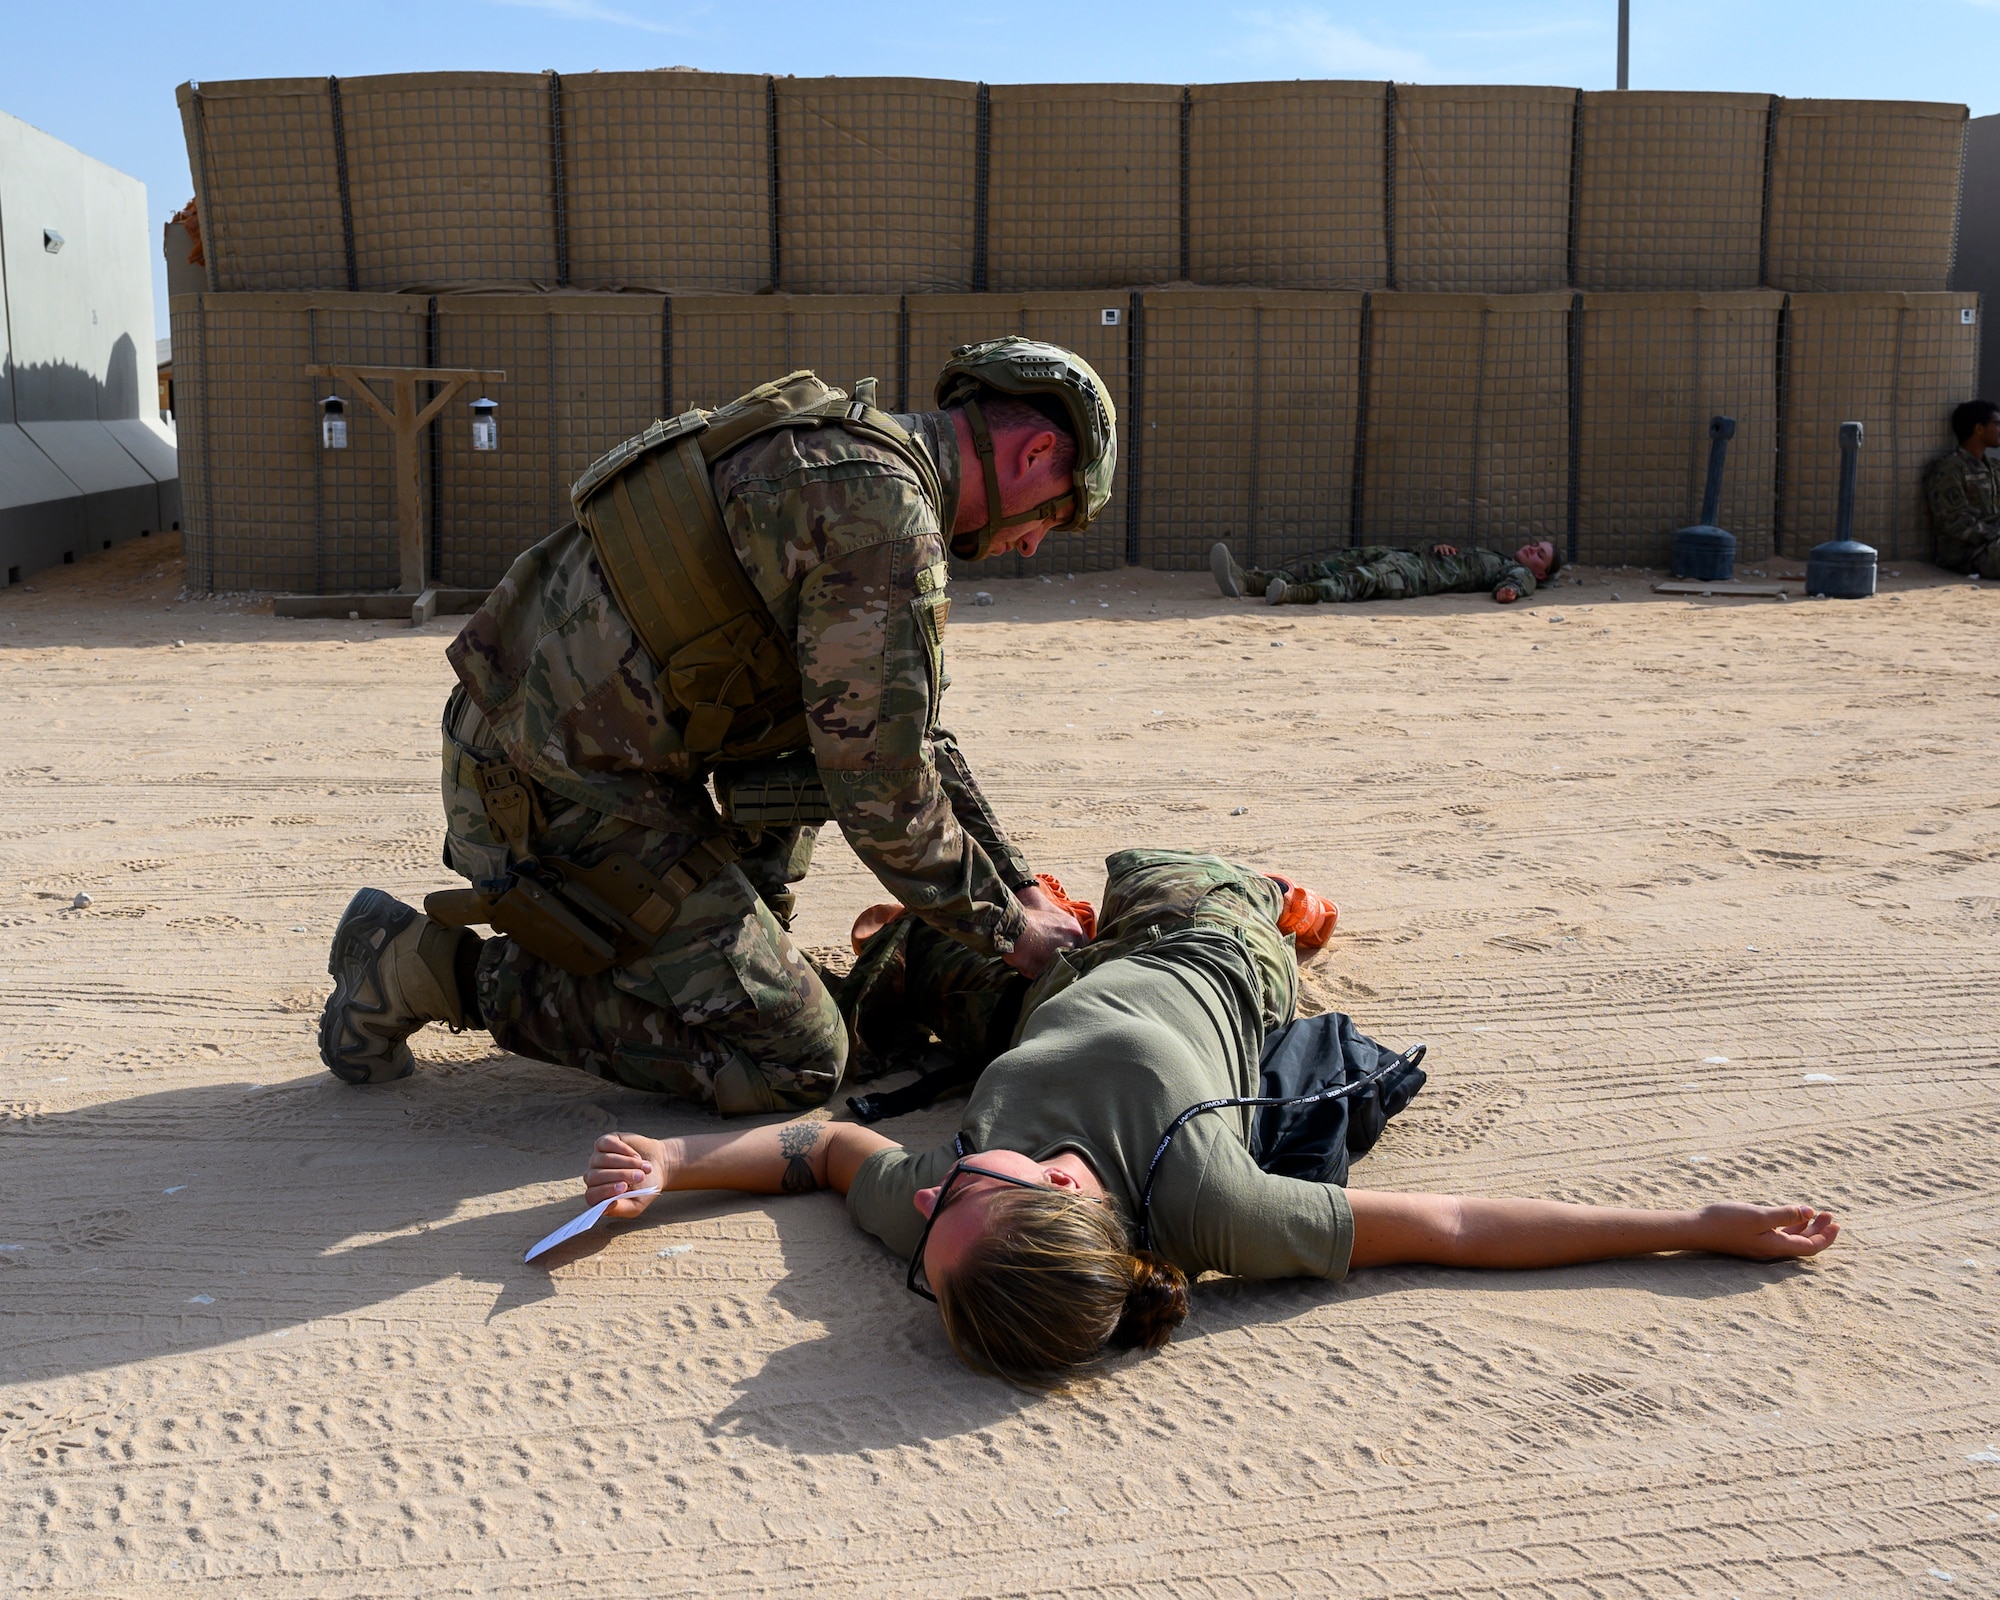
1250 1011 1429 1186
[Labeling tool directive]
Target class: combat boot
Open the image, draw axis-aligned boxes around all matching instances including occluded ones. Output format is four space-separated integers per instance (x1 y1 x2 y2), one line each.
1266 579 1318 605
319 888 478 1084
1210 542 1248 598
1210 543 1275 598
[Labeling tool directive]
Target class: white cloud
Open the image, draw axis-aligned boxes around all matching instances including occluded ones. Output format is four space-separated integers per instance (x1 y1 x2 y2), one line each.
1231 8 1429 77
485 0 697 35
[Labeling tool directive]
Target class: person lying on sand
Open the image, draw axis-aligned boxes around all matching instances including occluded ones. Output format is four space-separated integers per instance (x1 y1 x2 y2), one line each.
578 850 1838 1387
1211 538 1560 606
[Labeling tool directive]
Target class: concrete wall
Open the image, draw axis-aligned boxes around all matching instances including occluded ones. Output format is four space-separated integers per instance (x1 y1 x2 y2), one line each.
1954 113 2000 403
0 108 179 587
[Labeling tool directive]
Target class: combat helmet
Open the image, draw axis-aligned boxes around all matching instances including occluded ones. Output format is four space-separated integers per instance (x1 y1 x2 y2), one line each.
935 337 1118 559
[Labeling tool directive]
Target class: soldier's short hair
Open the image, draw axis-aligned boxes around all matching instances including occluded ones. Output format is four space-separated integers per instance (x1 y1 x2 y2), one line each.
1539 538 1565 582
1950 399 2000 444
973 394 1079 481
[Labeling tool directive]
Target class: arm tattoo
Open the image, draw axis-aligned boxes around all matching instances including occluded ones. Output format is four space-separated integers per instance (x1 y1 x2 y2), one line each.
777 1119 828 1194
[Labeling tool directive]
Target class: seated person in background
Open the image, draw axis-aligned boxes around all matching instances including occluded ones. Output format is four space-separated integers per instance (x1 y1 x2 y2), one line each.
1211 538 1559 606
1925 399 2000 578
579 849 1839 1388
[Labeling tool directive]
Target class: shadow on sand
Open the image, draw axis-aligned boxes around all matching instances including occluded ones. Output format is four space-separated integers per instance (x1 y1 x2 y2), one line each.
1 1060 1807 1454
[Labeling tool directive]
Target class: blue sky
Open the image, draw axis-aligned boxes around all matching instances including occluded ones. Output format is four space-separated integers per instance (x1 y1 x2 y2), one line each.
4 0 1994 337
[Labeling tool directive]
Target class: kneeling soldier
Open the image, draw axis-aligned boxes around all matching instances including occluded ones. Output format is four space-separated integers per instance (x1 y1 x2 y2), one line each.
319 340 1116 1114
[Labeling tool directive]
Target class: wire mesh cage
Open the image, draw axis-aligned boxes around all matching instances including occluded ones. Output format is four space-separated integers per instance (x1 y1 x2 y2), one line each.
1766 101 1970 293
1576 291 1782 566
434 294 667 589
985 84 1181 291
1138 289 1364 571
563 71 771 292
178 80 349 291
341 73 559 289
1394 86 1576 293
1573 91 1770 292
906 293 1135 577
668 294 902 415
775 78 977 294
1778 292 1979 560
173 292 430 593
1359 292 1571 549
167 297 211 588
1187 81 1388 290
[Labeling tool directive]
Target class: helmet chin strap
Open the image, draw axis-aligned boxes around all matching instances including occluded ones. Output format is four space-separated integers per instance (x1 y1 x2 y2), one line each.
950 396 1075 561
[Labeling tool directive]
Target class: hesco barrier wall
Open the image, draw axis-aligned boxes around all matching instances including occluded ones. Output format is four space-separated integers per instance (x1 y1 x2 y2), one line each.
1573 92 1771 292
1186 81 1386 290
1576 292 1783 567
563 73 769 293
179 74 1969 298
1778 293 1980 561
172 71 1979 592
1765 101 1971 293
1141 291 1365 573
1391 86 1577 294
177 286 1977 592
1359 293 1571 548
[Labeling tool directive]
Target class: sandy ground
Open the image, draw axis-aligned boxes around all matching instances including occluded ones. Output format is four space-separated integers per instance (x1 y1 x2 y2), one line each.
2 534 1998 1596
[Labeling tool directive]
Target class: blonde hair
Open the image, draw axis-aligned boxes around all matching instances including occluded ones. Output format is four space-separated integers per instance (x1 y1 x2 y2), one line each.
933 1186 1190 1387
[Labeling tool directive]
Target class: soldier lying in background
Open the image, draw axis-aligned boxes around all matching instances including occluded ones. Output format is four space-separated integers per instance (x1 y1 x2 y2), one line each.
1210 538 1560 606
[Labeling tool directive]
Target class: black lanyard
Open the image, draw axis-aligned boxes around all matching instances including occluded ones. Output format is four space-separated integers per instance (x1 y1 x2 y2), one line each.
1133 1043 1427 1252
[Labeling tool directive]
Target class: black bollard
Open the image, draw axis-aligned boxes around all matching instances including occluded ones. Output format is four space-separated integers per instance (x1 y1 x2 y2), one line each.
1806 420 1877 599
1671 415 1738 580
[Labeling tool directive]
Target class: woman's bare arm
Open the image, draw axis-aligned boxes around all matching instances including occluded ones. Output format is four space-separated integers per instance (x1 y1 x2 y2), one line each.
1346 1191 1839 1271
584 1119 898 1220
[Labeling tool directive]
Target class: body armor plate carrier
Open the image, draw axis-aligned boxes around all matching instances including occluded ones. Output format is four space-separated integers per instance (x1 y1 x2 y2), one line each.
569 371 945 770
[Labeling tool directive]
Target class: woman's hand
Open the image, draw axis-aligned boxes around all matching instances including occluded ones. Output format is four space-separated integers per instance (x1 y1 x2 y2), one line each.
1697 1202 1840 1260
1432 543 1459 558
585 1132 669 1219
1494 585 1520 604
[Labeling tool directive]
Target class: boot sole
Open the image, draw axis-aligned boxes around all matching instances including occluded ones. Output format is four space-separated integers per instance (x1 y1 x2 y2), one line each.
1209 542 1242 599
319 887 419 1084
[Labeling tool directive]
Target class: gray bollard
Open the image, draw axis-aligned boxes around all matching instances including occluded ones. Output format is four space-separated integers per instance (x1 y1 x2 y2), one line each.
1806 420 1877 599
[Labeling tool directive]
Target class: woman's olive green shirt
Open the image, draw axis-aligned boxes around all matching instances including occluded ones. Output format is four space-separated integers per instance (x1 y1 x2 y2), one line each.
846 928 1355 1282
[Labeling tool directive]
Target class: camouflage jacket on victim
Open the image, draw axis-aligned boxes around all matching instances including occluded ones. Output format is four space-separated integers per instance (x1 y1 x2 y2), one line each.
1285 544 1540 602
446 409 1035 956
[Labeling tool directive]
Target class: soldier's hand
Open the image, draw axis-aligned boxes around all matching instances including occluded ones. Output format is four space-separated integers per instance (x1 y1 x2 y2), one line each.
1494 586 1519 604
1005 882 1088 977
1432 543 1458 558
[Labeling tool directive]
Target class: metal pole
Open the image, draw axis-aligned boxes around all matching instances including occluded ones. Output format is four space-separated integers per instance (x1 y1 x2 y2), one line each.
1617 0 1630 90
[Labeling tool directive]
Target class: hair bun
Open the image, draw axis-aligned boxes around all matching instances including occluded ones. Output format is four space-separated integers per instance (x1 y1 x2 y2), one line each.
1109 1252 1190 1350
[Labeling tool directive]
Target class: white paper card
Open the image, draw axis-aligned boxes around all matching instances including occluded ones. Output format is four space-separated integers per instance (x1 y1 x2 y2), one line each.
524 1189 659 1263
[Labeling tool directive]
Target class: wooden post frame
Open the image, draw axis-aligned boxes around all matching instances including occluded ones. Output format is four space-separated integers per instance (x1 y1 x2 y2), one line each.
306 363 507 593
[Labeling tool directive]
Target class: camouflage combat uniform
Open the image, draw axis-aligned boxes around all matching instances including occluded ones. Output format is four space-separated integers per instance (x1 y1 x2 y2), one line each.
848 849 1297 1082
442 411 1037 1114
1924 449 2000 577
1252 545 1539 603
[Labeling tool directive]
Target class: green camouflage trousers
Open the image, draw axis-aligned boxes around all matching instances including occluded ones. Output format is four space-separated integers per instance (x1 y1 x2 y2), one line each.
441 689 844 1114
853 849 1297 1073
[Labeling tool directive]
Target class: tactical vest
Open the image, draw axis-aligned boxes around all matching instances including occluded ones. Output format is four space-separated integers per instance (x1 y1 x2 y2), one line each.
569 371 945 770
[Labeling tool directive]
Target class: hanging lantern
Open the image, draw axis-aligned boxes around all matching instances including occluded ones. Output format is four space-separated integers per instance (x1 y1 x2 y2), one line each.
469 397 500 452
319 394 348 450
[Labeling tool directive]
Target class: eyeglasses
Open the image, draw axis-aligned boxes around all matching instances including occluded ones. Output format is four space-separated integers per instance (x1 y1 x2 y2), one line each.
906 1161 1048 1303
